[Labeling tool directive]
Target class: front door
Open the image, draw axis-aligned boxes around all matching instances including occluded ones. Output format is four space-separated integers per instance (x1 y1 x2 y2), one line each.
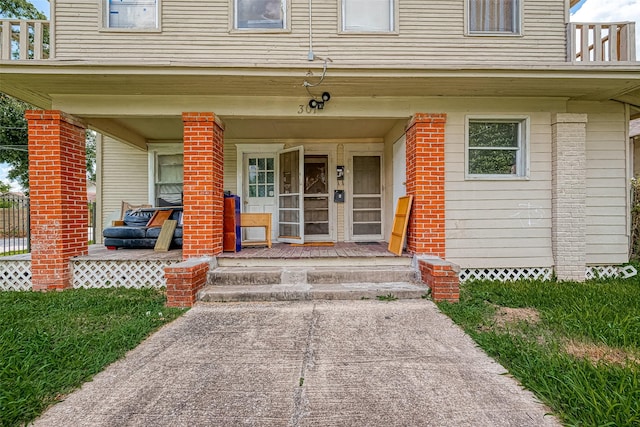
349 153 384 241
277 146 305 243
244 154 276 242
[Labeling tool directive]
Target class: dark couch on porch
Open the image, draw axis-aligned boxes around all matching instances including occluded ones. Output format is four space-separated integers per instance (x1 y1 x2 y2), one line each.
103 207 183 250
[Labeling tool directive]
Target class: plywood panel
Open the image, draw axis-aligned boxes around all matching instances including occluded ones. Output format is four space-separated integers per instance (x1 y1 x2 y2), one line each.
388 196 412 256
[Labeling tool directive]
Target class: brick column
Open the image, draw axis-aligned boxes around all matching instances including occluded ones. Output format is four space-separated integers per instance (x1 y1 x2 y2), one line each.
26 110 87 290
551 113 587 281
405 113 447 256
182 112 224 259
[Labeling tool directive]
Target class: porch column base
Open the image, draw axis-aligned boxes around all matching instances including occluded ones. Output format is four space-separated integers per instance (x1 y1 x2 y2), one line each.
417 256 460 303
165 257 211 307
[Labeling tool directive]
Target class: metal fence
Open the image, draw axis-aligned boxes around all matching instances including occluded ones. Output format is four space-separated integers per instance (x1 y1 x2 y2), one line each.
0 194 97 254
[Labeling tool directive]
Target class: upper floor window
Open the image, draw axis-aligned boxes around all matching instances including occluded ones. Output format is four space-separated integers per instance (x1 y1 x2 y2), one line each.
466 117 528 178
467 0 520 35
342 0 394 33
105 0 159 29
235 0 286 30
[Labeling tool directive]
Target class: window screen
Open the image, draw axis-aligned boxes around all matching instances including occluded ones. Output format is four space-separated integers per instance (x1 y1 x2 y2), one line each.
343 0 393 32
468 0 519 34
236 0 285 29
107 0 158 29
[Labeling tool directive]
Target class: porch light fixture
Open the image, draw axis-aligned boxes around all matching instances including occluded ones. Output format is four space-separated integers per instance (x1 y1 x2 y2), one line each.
308 92 331 110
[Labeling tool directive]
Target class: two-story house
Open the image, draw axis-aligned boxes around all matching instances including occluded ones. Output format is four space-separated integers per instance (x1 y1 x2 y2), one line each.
0 0 638 299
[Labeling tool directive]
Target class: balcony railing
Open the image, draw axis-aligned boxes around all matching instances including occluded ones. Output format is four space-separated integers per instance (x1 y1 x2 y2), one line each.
0 19 51 60
568 22 636 63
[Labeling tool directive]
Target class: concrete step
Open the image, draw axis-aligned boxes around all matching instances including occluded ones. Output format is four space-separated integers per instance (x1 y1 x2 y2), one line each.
197 282 429 303
207 266 419 286
216 255 412 268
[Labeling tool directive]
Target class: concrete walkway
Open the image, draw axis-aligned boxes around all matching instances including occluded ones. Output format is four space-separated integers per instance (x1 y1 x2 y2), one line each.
34 300 560 426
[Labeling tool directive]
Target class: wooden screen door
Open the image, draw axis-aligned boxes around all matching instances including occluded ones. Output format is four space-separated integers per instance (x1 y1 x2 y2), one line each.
277 146 304 243
349 154 383 241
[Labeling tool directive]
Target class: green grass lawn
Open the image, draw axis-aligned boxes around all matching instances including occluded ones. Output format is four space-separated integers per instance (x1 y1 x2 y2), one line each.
437 277 640 427
0 288 186 427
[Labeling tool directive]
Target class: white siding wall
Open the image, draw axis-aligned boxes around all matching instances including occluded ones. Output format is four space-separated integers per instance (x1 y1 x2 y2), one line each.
445 110 554 268
569 101 629 265
101 136 149 230
53 0 567 66
224 142 237 193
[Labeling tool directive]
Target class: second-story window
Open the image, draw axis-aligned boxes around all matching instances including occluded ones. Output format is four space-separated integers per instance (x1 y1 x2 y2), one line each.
106 0 159 29
235 0 286 30
467 0 520 35
342 0 394 33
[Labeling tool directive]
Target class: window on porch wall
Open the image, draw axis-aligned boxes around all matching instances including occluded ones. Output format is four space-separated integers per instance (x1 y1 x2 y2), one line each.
468 0 520 34
155 154 183 206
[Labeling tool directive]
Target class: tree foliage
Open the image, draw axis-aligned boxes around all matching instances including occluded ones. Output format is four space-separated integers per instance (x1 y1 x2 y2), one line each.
0 0 46 20
0 94 97 191
0 94 30 189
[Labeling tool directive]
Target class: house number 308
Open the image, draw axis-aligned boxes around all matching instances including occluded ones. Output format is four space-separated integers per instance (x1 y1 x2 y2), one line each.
297 104 317 114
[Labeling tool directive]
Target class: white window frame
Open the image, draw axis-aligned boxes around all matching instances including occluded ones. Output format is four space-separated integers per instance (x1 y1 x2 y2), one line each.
465 116 530 180
101 0 161 32
340 0 397 34
233 0 288 32
148 143 183 207
465 0 522 36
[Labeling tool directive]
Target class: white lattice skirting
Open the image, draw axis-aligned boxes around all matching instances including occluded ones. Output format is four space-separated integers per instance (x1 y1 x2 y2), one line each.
460 265 638 282
459 267 554 283
0 260 32 291
72 260 181 289
585 265 638 280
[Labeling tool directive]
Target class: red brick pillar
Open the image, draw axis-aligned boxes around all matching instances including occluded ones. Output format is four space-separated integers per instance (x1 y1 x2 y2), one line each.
181 112 224 259
165 258 210 307
26 110 87 290
405 113 447 256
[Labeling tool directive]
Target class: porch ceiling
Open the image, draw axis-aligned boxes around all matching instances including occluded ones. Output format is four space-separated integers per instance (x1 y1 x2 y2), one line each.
110 116 403 141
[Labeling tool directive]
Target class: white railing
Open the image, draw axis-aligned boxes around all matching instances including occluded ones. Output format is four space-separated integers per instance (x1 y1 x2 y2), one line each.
568 22 636 63
0 19 51 60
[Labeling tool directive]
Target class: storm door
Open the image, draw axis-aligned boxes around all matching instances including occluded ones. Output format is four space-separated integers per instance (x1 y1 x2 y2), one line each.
304 155 330 241
349 154 384 241
277 146 304 243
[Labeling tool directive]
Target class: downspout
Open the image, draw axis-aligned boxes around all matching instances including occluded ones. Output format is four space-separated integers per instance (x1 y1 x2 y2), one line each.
307 0 314 60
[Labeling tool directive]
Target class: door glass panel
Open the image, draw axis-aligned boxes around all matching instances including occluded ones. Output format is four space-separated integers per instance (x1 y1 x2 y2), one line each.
248 156 274 200
353 210 381 222
353 156 380 194
354 223 381 235
353 197 381 209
